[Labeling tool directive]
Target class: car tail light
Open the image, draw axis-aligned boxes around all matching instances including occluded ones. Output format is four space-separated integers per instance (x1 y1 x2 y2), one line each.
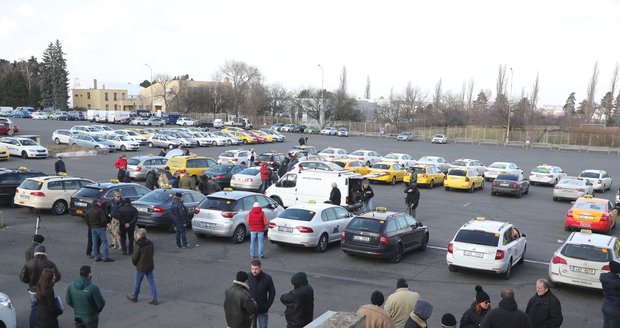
345 196 349 204
222 211 237 218
552 256 568 264
359 157 364 160
567 210 573 217
244 178 253 182
296 226 314 233
379 234 389 245
30 191 45 197
447 242 453 253
214 175 226 179
578 188 585 192
152 206 165 214
465 177 470 182
268 222 275 229
601 213 609 222
495 250 505 260
194 208 200 214
341 229 346 239
548 175 554 178
422 174 428 178
513 183 518 189
602 264 611 271
232 158 238 161
136 166 142 171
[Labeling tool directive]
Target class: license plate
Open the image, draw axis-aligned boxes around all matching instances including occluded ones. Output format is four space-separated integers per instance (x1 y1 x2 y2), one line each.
201 222 215 228
500 183 509 187
579 222 591 227
75 201 87 207
278 226 294 233
464 250 484 258
353 235 370 242
580 215 594 220
570 266 595 275
20 195 29 199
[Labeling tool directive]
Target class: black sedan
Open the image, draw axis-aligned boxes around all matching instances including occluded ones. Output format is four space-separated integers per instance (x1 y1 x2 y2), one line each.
291 125 307 133
133 188 206 231
203 164 246 188
491 173 530 198
340 210 429 263
57 114 78 121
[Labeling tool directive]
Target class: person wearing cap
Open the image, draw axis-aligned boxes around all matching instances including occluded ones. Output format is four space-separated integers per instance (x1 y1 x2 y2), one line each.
281 272 314 328
86 199 114 263
106 192 123 251
404 299 433 328
384 278 420 327
460 285 492 328
479 289 532 328
224 271 257 328
356 290 395 328
247 202 268 259
66 265 106 328
404 181 420 217
54 156 66 175
20 245 61 328
114 154 127 170
118 198 139 255
179 170 195 190
525 279 563 328
440 313 457 328
25 234 45 261
601 260 620 328
170 192 191 248
259 163 271 193
329 182 341 206
127 228 158 305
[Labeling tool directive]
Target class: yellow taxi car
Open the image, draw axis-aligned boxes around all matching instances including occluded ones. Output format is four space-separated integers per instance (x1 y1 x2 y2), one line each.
565 195 618 234
444 168 484 192
128 128 156 139
228 131 257 144
366 162 407 185
404 165 445 188
0 145 9 160
221 127 244 133
331 159 371 175
251 130 275 143
166 154 218 180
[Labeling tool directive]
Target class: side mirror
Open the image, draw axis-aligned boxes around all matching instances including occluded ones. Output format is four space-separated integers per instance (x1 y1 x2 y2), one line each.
521 233 527 238
557 239 565 244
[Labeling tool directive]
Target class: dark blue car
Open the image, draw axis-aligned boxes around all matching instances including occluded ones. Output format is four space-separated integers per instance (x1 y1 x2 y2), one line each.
203 164 246 188
133 188 206 231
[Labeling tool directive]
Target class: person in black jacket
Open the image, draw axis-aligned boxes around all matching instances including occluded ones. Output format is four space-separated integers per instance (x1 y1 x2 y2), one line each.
281 272 314 328
525 279 563 328
224 271 257 328
145 170 158 190
20 245 62 328
25 234 45 261
197 172 210 195
601 260 620 328
170 193 190 248
361 180 374 212
127 228 158 305
329 182 341 206
118 199 138 255
404 183 420 217
54 156 67 174
248 260 276 328
460 285 492 328
35 268 63 328
480 289 532 328
86 199 114 262
206 176 222 195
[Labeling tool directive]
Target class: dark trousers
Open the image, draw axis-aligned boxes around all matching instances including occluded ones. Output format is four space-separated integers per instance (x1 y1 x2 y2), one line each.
86 226 101 256
175 225 188 247
119 223 135 254
406 203 417 217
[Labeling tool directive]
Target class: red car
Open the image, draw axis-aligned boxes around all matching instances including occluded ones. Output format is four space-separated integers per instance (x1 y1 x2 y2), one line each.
0 122 19 135
245 131 265 143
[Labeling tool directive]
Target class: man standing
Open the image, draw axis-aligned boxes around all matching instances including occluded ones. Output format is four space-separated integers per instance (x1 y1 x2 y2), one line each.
361 180 375 212
259 163 271 193
20 245 62 328
54 156 66 174
356 290 395 328
197 172 209 195
404 183 420 217
480 289 532 328
329 182 341 205
298 136 306 146
127 228 158 305
250 148 256 167
248 260 276 328
145 170 158 190
87 199 114 262
281 272 314 328
170 192 190 248
224 271 257 328
118 199 138 255
106 192 122 250
179 170 195 190
114 154 127 170
66 265 106 328
384 278 420 328
207 175 222 195
525 279 563 328
25 234 45 261
601 260 620 328
247 202 268 259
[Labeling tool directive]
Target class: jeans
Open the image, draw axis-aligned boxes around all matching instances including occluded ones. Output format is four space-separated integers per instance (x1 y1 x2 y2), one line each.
131 270 158 301
86 226 101 256
250 231 264 258
175 224 188 247
604 313 620 328
28 293 37 328
119 223 135 254
252 312 269 328
91 227 109 260
363 198 374 212
75 319 99 328
259 180 269 193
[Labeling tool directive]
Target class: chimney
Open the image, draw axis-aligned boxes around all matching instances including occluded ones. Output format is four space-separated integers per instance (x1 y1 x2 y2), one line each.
93 79 97 89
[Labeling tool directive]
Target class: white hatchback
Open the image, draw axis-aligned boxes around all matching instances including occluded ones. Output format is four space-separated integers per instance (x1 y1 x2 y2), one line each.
218 149 252 166
484 162 523 181
319 147 349 160
529 165 567 186
14 176 94 215
579 169 613 192
348 150 382 167
52 129 75 144
381 153 417 169
450 158 486 176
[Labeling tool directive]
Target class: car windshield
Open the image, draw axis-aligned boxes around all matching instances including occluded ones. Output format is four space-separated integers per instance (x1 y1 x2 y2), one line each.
451 161 468 166
238 168 260 176
92 136 105 142
178 132 192 138
257 155 273 162
350 151 364 156
412 167 427 174
384 154 399 159
434 134 444 138
127 159 141 165
279 209 316 222
347 218 383 233
573 201 605 211
454 230 499 247
418 156 433 162
221 152 235 158
561 244 611 262
533 166 551 173
139 190 175 203
200 197 237 211
371 164 390 170
489 163 508 169
19 179 43 190
333 162 346 168
399 132 411 136
208 165 232 174
448 169 466 176
20 139 38 146
496 174 518 181
321 149 334 154
119 136 131 141
73 187 101 198
580 172 600 178
126 131 139 136
560 179 584 186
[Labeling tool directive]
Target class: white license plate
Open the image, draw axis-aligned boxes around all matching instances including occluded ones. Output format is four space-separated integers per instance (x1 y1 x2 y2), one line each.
278 227 294 233
138 207 149 212
75 201 87 207
201 222 215 228
570 266 595 275
579 222 591 227
580 215 594 220
19 195 29 199
463 250 484 258
353 235 370 242
500 183 509 187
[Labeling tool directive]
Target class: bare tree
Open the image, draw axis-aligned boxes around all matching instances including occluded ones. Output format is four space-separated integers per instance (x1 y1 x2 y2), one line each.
496 64 508 97
529 73 540 124
152 73 183 112
436 91 468 132
333 66 360 121
611 63 619 100
264 84 291 117
397 82 426 123
466 78 475 110
375 88 400 124
296 89 335 127
219 60 262 116
433 78 442 110
364 75 371 99
584 62 599 122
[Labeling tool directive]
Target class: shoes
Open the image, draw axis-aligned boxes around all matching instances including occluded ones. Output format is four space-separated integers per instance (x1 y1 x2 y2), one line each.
103 258 115 262
122 252 127 255
87 254 94 259
149 300 159 305
250 256 255 259
183 245 193 249
177 246 182 249
126 295 137 303
259 256 265 259
94 258 102 262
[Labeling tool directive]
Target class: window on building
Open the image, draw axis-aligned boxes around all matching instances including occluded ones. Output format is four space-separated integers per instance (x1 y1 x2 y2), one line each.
87 92 91 100
105 104 109 110
105 93 108 101
114 104 118 110
88 104 91 109
122 93 125 100
114 93 117 101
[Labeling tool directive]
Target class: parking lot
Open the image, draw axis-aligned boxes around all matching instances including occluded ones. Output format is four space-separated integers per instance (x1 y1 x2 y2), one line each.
0 118 617 327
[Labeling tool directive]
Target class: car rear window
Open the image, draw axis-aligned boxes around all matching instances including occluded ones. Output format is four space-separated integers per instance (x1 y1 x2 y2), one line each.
489 163 507 169
454 230 499 247
561 244 611 262
580 172 600 178
279 209 316 222
139 190 174 203
73 187 102 198
221 152 235 157
350 151 364 156
413 167 427 174
372 164 390 170
257 155 273 162
333 162 346 168
573 201 605 211
127 159 141 165
451 161 467 167
448 169 466 176
238 168 259 175
533 167 551 173
347 218 383 233
560 179 583 186
199 197 237 211
496 174 518 181
19 179 43 190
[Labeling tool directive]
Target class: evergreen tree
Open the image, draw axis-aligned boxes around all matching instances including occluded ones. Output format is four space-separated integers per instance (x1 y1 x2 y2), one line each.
600 91 614 126
563 92 576 116
40 40 69 110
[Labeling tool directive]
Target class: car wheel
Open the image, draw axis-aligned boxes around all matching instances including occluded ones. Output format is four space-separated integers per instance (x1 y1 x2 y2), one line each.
448 264 458 272
95 146 100 149
519 246 526 264
315 234 328 253
241 162 246 166
445 186 450 191
195 233 206 239
54 138 60 145
52 200 68 215
491 191 496 196
469 185 475 193
564 225 571 231
517 189 522 198
420 234 428 251
242 140 248 144
366 161 371 167
168 144 175 150
503 258 513 280
227 140 232 146
391 176 396 185
479 181 484 190
524 186 529 194
148 142 154 148
553 197 558 201
390 243 403 263
22 150 28 159
121 145 127 151
232 225 246 244
429 180 435 189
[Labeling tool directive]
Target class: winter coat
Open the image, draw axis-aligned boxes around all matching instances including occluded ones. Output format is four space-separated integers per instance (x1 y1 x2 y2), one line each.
66 276 106 324
278 159 289 177
115 157 127 170
179 174 195 190
118 203 139 226
145 171 158 190
404 186 420 209
36 288 62 328
260 164 271 181
362 185 374 202
170 197 189 227
169 177 179 188
54 160 66 174
480 298 532 328
207 179 221 194
86 204 108 228
247 207 268 232
117 169 128 182
281 282 314 328
356 304 395 328
224 280 257 328
525 290 563 328
404 313 426 328
460 302 490 328
20 255 61 292
158 173 169 187
132 237 155 272
106 199 122 219
329 187 341 205
384 288 420 328
25 241 42 261
298 137 306 146
198 176 209 194
247 271 276 314
601 272 620 317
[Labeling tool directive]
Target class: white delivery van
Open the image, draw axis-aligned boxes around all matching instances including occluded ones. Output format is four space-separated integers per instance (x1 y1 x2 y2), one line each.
0 106 14 116
266 170 365 212
107 111 130 124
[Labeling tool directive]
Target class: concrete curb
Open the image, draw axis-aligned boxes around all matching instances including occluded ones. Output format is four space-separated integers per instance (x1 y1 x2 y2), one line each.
56 150 105 158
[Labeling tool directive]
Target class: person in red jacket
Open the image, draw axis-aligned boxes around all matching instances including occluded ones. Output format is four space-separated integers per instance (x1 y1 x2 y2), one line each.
259 162 271 193
247 202 268 259
115 154 127 170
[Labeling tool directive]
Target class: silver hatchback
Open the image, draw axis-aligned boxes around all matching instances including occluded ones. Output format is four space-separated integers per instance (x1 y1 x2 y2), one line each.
126 156 168 180
192 190 284 243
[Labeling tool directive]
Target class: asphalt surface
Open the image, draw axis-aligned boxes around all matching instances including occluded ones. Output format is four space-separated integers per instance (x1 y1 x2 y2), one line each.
0 118 616 327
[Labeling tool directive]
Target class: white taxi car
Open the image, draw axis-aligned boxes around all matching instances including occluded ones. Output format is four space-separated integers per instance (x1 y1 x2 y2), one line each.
0 137 48 158
579 169 613 192
103 134 140 151
450 158 486 176
416 156 450 173
268 202 354 252
484 162 522 181
548 230 618 289
529 164 567 186
319 147 349 160
52 129 75 145
218 149 252 166
447 217 527 279
114 130 148 145
348 149 382 167
381 153 417 169
14 175 94 215
0 291 16 328
177 117 196 126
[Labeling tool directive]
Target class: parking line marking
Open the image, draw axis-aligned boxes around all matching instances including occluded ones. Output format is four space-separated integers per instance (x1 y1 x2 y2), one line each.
427 245 547 265
464 203 471 207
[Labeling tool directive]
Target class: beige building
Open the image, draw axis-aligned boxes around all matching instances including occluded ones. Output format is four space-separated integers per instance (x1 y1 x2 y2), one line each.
72 79 142 111
139 78 230 113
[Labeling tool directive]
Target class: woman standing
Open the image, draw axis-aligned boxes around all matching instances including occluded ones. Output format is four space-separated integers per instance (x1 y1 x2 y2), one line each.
460 285 491 328
36 268 63 328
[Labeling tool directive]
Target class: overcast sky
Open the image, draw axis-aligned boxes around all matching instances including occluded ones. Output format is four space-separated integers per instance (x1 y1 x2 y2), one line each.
1 0 619 106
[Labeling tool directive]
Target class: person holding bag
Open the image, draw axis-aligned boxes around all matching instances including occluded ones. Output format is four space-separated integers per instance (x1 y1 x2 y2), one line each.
36 268 63 328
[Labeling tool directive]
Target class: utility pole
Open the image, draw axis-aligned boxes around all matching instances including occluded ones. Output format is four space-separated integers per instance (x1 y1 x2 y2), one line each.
505 67 513 144
318 64 324 127
145 63 153 112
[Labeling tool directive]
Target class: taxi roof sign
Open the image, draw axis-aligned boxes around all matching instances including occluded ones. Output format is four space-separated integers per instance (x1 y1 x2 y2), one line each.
583 194 593 198
475 216 487 221
19 166 28 171
579 229 593 234
375 207 387 213
308 200 317 204
110 179 120 183
223 187 233 191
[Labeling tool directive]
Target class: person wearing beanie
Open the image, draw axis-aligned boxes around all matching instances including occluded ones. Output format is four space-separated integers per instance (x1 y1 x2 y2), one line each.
440 313 457 328
525 279 563 328
247 202 268 259
170 191 191 249
480 289 532 328
20 244 61 328
384 278 420 327
460 285 492 328
601 260 620 328
55 155 67 175
224 270 257 328
356 290 395 328
404 299 433 328
25 234 45 261
281 272 314 328
178 170 195 190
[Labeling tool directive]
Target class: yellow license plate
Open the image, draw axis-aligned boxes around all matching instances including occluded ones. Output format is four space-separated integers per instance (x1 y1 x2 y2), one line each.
76 209 83 214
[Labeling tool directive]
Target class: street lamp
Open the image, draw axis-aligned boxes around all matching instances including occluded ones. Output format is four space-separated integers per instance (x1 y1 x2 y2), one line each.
505 67 513 144
317 64 324 127
145 63 153 112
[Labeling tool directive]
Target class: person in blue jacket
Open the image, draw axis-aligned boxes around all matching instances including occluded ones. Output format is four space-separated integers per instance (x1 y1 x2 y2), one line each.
601 260 620 328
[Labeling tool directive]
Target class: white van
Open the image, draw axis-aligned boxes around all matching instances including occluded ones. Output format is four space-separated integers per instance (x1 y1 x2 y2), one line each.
266 170 365 212
0 106 14 116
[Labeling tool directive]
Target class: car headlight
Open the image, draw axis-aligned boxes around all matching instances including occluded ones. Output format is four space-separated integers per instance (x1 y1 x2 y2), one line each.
0 295 14 309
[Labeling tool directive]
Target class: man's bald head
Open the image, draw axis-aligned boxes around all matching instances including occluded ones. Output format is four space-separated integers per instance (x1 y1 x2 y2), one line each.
500 288 514 300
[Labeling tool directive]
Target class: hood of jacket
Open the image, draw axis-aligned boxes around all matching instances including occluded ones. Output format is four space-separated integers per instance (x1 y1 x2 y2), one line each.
72 276 92 290
233 280 250 290
250 207 263 215
498 298 518 311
